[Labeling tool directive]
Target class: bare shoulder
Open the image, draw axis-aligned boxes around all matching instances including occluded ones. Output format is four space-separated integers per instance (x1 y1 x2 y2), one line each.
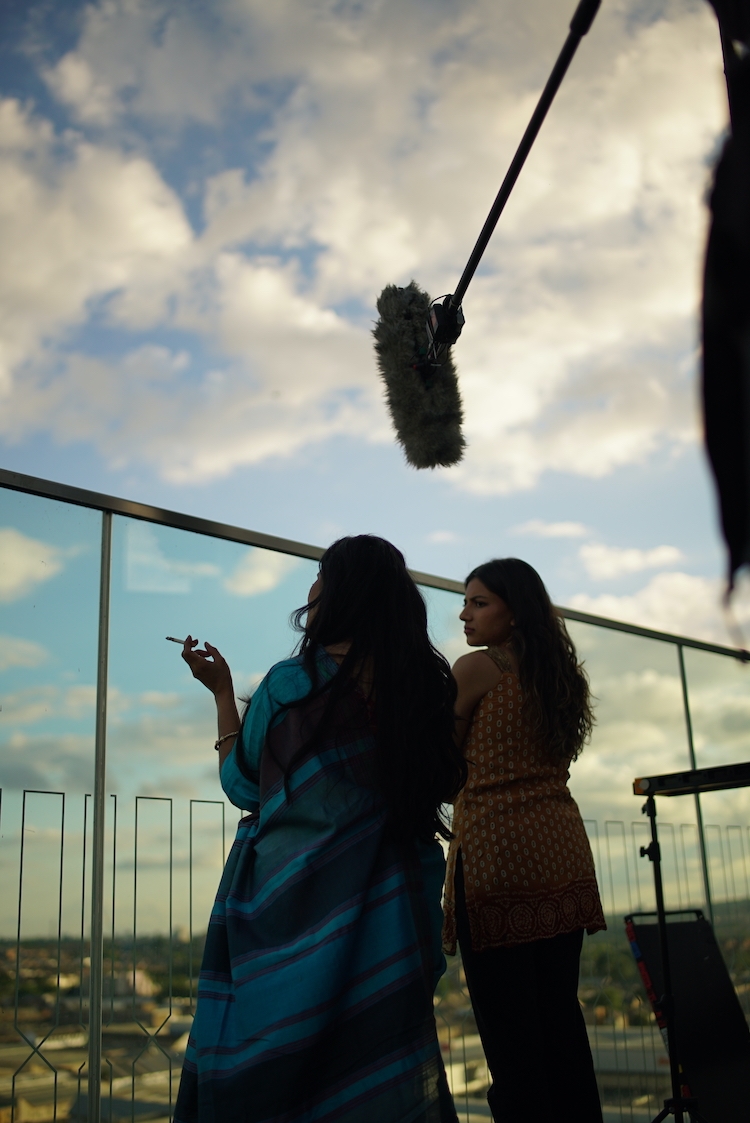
451 651 505 735
453 650 502 686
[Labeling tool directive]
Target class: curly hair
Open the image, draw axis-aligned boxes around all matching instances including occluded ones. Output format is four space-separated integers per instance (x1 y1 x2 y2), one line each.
466 558 594 763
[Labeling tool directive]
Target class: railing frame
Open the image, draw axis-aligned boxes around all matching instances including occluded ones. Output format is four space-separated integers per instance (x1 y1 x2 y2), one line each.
2 465 748 1121
1 467 747 659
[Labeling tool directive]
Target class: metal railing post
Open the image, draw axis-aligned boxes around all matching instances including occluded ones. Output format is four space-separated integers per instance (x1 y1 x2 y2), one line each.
88 510 112 1122
678 644 714 925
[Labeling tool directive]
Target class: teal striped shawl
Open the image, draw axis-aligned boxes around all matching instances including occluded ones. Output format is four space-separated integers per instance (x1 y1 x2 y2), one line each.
175 647 456 1123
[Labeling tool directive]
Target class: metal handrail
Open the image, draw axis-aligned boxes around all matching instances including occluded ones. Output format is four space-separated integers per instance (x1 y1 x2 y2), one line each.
0 466 746 661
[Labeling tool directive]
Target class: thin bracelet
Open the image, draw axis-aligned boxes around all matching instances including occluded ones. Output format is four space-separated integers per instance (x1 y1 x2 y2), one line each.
214 730 239 752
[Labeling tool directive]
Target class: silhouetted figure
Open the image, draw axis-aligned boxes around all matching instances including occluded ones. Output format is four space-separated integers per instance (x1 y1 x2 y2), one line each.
702 0 750 585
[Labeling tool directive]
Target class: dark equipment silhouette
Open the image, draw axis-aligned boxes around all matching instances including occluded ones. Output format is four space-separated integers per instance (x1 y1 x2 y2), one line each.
373 0 601 469
702 0 750 587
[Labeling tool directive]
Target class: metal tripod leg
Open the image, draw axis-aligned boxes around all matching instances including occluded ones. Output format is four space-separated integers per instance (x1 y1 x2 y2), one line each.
653 1098 709 1123
641 797 711 1123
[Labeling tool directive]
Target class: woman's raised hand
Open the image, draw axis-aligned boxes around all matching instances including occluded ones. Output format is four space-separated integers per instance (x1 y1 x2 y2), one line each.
181 636 234 698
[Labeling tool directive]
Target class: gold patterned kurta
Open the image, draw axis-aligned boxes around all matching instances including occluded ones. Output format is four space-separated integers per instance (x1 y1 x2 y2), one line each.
443 653 605 953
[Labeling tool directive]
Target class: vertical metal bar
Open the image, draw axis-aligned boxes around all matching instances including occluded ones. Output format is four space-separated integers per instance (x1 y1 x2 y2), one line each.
133 797 139 1015
603 821 618 916
89 510 112 1123
15 791 29 1054
106 794 117 1123
168 798 174 1120
678 823 690 906
109 794 117 1028
619 820 633 912
188 798 227 1014
677 645 713 924
706 823 729 902
642 796 684 1119
630 820 648 911
189 801 194 1015
662 823 682 910
78 795 90 1118
725 825 740 919
738 824 750 901
80 795 90 1030
48 794 66 1122
54 791 66 1048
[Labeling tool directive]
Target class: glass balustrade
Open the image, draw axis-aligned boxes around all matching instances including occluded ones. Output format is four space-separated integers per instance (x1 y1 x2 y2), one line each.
1 471 748 1123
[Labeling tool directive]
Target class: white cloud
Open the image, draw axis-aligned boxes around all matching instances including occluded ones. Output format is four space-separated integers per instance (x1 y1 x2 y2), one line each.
513 519 589 538
0 0 729 489
224 548 301 597
427 530 459 544
138 690 182 709
0 731 95 792
125 521 220 592
0 683 97 725
568 571 750 646
46 52 119 126
0 98 192 395
0 528 68 602
580 542 685 580
0 682 163 729
2 307 372 484
0 635 49 672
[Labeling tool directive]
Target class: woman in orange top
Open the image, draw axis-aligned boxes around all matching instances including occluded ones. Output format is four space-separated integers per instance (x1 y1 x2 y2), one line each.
443 558 605 1123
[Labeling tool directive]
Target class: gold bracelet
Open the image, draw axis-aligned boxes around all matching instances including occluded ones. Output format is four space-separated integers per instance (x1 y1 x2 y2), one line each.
214 730 239 752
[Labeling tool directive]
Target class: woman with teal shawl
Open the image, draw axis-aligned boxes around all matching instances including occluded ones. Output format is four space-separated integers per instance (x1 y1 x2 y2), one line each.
174 536 466 1123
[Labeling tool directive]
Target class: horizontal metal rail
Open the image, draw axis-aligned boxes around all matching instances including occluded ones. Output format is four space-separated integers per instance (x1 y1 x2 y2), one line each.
0 466 746 661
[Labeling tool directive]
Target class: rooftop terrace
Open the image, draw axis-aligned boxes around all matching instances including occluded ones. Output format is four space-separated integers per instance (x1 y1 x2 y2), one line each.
1 468 749 1122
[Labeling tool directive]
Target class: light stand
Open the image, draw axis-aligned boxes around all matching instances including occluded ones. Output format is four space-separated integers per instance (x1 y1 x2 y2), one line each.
633 761 750 1123
639 795 708 1123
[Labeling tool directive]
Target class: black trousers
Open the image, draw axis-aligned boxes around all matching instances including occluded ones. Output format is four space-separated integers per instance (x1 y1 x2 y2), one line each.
455 854 603 1123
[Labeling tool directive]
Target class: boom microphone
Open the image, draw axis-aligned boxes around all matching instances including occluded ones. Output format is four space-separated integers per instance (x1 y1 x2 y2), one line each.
373 282 465 470
373 0 601 470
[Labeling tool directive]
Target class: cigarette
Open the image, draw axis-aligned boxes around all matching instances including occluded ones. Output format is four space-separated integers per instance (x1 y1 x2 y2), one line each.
166 636 188 644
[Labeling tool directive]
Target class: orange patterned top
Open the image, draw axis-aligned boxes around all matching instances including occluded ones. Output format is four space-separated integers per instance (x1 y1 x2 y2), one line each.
443 651 605 953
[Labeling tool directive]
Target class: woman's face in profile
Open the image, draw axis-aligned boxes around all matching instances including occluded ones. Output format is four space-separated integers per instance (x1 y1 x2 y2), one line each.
306 571 323 627
460 578 514 648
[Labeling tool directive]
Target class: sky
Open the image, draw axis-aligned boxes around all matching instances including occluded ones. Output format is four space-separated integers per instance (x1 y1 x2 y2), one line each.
0 0 747 645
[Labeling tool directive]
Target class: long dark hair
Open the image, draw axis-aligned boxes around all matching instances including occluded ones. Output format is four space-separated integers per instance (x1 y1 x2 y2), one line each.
289 535 466 841
467 558 594 763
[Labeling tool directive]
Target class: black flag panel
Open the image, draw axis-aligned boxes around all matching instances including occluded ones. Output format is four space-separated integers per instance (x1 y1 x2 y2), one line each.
626 911 750 1123
702 0 750 584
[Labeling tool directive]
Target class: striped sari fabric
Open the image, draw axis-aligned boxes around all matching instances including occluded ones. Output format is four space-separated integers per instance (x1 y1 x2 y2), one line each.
175 647 457 1123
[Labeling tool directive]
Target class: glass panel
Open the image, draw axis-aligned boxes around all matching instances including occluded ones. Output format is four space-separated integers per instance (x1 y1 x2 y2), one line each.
0 487 101 1120
682 646 750 775
682 646 750 925
420 584 464 662
563 624 699 1115
4 477 747 1119
419 584 484 1106
422 600 693 1112
101 515 318 1118
682 647 750 970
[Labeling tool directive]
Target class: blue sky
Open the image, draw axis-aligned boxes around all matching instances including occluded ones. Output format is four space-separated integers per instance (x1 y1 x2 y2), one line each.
0 0 744 643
